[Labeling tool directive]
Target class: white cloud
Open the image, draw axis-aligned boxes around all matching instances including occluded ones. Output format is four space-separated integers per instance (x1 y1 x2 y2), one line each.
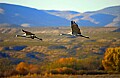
21 23 30 27
0 8 4 14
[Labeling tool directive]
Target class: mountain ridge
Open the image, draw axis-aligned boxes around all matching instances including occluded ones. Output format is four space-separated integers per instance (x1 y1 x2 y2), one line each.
0 3 70 27
0 3 120 27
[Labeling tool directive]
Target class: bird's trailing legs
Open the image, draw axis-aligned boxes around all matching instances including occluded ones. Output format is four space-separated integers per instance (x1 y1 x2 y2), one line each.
33 35 42 41
78 34 90 39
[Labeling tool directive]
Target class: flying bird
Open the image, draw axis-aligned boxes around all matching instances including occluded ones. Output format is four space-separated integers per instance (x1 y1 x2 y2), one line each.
16 29 42 40
60 21 89 39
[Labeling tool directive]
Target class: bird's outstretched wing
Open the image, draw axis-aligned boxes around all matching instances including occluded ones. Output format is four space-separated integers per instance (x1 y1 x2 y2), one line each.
16 29 42 40
71 21 81 35
22 29 35 35
16 35 42 40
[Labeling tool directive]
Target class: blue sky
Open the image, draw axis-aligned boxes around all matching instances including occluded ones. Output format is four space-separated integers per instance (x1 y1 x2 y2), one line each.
0 0 120 12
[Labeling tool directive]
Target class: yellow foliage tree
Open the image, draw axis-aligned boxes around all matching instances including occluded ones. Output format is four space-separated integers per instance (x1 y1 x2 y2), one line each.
102 47 120 71
58 57 77 65
16 62 29 75
16 62 39 75
54 67 75 74
29 64 39 74
51 57 78 69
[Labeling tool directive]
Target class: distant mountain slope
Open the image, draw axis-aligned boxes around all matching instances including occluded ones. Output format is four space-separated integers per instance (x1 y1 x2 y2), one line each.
113 28 120 32
44 10 80 20
90 13 117 26
46 6 120 27
94 6 120 15
93 6 120 27
0 3 70 27
0 3 120 27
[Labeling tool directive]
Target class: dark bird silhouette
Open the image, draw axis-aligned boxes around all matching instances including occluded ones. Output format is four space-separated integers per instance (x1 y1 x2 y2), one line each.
71 21 81 35
16 29 42 40
60 21 89 39
22 29 35 35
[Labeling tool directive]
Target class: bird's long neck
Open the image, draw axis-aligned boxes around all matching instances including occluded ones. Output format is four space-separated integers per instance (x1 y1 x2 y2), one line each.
60 33 72 36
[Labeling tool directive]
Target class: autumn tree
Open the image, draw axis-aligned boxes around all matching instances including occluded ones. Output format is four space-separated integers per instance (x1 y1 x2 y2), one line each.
102 47 120 72
47 57 77 74
16 62 40 75
50 67 76 74
49 57 78 70
16 62 29 75
47 57 101 74
29 64 40 74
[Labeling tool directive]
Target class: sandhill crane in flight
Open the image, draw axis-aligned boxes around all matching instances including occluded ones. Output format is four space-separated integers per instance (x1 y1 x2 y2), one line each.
16 29 42 40
60 21 89 39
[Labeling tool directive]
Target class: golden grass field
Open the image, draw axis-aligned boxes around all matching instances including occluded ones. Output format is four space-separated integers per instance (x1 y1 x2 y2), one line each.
0 27 120 78
9 74 120 78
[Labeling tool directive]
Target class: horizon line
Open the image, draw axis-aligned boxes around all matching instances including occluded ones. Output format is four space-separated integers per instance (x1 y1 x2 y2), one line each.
0 2 120 13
